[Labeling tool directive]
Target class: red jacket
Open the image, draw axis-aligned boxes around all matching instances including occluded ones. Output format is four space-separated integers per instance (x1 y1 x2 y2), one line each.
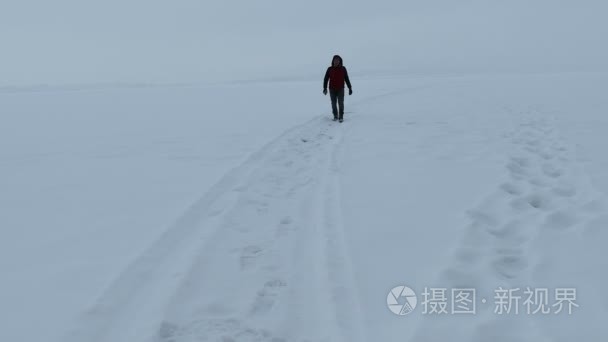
323 55 352 91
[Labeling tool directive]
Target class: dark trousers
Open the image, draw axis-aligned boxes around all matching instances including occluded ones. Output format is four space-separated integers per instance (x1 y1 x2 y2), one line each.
329 89 345 118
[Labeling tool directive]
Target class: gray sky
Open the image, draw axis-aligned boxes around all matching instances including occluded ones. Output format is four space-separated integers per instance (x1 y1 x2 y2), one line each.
1 0 607 85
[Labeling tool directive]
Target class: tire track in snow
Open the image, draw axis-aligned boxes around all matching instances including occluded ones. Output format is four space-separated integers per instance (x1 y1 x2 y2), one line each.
321 123 367 342
153 117 364 342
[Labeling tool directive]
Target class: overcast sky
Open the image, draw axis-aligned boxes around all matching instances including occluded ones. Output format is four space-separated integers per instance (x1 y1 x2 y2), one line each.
1 0 607 85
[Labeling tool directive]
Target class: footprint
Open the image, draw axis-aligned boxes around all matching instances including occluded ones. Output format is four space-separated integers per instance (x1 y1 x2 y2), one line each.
245 197 269 212
276 216 295 237
500 182 524 196
539 151 555 160
523 146 540 155
453 247 482 265
529 177 550 188
486 220 527 242
506 161 529 177
158 321 179 341
250 279 287 315
541 128 554 136
208 207 225 217
510 197 534 211
239 245 264 270
542 163 563 178
542 210 579 231
492 254 528 279
510 192 553 211
525 139 540 147
208 197 231 217
511 157 531 168
512 137 524 145
525 193 553 211
552 145 568 152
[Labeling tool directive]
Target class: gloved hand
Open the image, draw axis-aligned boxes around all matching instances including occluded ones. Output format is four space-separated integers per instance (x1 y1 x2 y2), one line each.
349 88 353 95
323 89 327 95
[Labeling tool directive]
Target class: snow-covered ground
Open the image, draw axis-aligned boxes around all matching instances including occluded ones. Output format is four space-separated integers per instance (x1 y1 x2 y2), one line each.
2 72 608 341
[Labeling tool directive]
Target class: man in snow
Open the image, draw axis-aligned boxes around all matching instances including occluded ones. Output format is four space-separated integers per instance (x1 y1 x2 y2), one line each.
323 55 353 122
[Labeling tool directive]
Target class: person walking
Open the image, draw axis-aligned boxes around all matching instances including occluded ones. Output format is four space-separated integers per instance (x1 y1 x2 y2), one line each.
323 55 352 122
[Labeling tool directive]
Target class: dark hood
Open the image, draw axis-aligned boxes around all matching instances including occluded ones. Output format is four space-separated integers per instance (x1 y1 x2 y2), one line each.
331 55 343 67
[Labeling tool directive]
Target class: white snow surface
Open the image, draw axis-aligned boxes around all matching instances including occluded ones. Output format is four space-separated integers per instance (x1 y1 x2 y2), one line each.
2 72 608 341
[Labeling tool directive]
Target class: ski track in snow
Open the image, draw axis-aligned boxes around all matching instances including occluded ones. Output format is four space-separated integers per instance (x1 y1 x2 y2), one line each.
411 109 608 342
64 116 365 342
